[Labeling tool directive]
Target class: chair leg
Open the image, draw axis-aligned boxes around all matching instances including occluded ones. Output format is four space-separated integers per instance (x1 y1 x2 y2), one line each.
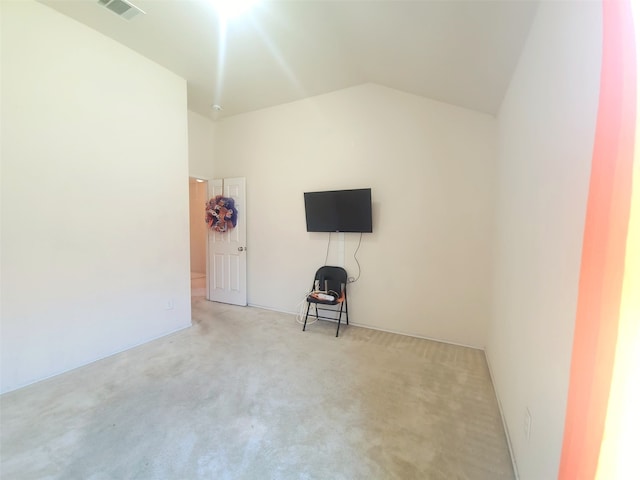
344 294 349 325
336 301 345 337
303 302 311 331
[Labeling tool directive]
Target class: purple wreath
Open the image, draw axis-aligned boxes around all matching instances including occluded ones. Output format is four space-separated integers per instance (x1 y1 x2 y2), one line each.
206 196 238 233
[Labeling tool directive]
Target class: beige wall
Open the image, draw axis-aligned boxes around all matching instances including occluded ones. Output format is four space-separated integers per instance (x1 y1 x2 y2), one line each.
487 2 602 478
189 180 208 274
213 83 496 348
0 1 191 393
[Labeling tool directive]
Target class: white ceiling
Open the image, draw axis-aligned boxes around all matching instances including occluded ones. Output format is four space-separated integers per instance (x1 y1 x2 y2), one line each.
40 0 539 120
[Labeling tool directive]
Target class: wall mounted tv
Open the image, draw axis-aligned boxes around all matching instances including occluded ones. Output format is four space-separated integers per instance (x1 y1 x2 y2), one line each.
304 188 373 233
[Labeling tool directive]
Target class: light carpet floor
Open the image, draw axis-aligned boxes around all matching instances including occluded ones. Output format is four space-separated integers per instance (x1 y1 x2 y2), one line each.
191 276 207 298
0 300 514 480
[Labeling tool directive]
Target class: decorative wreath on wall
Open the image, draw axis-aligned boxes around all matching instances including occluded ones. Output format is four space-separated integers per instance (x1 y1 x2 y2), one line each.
206 196 238 233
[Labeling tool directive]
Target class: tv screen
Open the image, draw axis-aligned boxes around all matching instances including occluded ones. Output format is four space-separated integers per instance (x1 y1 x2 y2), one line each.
304 188 372 233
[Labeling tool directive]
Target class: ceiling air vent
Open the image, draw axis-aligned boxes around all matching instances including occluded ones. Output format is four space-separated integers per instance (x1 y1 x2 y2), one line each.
97 0 145 20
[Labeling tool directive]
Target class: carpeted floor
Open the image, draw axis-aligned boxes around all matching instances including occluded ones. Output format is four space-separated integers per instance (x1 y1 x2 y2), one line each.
191 273 207 298
0 300 514 479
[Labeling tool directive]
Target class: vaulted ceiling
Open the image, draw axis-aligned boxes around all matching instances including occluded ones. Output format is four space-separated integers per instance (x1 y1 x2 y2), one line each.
40 0 539 120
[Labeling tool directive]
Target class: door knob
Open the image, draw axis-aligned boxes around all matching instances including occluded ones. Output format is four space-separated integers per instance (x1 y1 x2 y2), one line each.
238 247 245 252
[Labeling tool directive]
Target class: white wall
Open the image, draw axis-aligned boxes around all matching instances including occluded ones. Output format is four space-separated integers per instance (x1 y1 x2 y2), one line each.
0 1 191 393
487 2 602 478
213 84 496 347
188 110 215 179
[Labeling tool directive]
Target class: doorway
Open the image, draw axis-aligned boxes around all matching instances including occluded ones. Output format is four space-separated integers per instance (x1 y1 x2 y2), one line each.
189 177 208 299
208 177 247 306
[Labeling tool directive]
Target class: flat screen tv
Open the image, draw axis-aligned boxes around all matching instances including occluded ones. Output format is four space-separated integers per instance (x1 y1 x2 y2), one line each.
304 188 372 233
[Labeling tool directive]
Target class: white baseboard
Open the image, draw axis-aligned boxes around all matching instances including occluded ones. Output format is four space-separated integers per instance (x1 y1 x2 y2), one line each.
485 353 520 480
248 303 297 316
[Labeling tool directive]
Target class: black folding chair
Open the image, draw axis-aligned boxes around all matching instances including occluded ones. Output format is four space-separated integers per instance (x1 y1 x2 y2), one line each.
302 266 349 337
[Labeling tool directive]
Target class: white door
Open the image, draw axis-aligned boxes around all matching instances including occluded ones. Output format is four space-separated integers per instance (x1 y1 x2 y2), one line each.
207 177 247 306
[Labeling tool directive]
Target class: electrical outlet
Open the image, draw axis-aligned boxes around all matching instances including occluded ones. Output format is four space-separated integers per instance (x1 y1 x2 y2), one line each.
524 407 532 441
164 299 174 310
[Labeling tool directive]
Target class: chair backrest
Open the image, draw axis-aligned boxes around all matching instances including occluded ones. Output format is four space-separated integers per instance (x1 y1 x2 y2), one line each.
313 266 348 296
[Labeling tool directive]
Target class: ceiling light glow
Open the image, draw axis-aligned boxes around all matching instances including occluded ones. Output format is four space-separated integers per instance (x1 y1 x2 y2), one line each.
208 0 262 21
